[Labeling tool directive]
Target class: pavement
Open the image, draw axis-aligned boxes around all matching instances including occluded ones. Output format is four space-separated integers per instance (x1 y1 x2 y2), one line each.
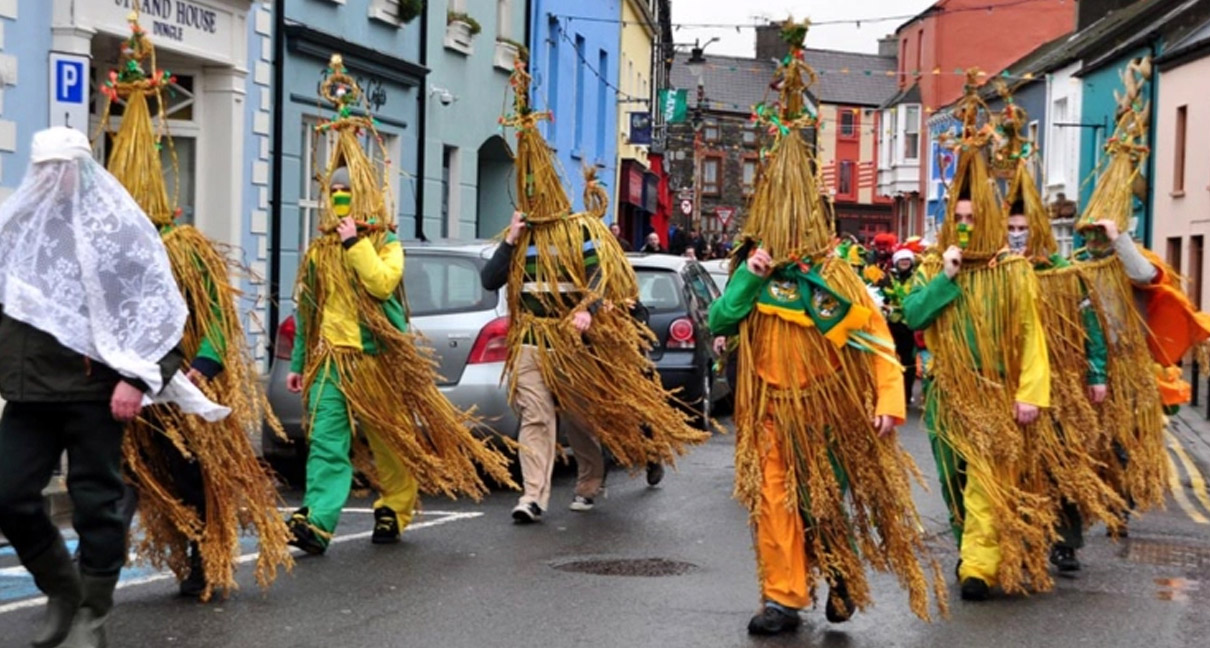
1 411 1208 647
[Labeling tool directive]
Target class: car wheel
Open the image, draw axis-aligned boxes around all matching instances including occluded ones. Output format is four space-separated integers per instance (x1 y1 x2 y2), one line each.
697 368 713 430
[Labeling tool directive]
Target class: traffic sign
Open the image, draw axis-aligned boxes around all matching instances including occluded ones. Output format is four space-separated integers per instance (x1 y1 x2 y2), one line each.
680 199 693 216
49 52 90 130
715 207 735 229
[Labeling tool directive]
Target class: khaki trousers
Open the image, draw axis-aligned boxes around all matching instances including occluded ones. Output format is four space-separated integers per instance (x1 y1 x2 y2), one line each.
513 346 605 511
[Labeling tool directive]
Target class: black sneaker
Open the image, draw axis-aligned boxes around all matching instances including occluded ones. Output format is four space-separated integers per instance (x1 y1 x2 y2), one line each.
178 542 206 599
747 603 801 635
287 509 327 555
1050 545 1081 572
825 577 856 623
511 502 543 524
372 506 401 544
646 462 665 487
960 577 990 601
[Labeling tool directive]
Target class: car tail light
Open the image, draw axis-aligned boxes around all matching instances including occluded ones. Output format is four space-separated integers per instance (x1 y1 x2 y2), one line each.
468 316 510 364
274 316 296 360
667 317 696 349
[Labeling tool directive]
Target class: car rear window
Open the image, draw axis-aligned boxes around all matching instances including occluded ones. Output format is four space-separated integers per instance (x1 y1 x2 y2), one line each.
636 269 684 312
404 253 496 317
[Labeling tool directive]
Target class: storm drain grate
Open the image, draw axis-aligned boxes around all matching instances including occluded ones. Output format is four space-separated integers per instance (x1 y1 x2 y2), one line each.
1122 539 1210 570
551 558 699 577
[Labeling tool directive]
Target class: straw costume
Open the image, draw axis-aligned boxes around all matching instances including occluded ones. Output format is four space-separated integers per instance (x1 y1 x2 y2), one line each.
286 55 515 552
97 11 291 600
1072 57 1210 512
708 23 945 633
490 60 707 478
902 70 1054 598
995 85 1127 564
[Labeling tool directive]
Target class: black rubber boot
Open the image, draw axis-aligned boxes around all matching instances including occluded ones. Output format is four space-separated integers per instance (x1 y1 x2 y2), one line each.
178 542 207 598
27 537 82 648
960 577 991 601
825 576 856 623
59 573 118 648
747 603 801 635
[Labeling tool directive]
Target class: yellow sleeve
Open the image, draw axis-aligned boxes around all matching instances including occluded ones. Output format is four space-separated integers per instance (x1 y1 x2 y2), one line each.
867 308 907 423
345 237 403 301
1015 282 1051 407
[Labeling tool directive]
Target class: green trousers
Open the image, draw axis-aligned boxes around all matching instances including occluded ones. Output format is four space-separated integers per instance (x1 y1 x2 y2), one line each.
924 379 966 547
303 371 419 539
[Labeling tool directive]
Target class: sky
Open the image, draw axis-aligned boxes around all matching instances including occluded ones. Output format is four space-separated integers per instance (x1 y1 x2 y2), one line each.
671 0 938 57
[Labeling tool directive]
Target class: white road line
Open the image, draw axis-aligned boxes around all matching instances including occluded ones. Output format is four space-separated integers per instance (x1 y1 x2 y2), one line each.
0 511 482 616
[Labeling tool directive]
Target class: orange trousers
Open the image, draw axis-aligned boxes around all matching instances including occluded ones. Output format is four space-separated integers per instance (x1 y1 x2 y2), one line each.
754 427 810 609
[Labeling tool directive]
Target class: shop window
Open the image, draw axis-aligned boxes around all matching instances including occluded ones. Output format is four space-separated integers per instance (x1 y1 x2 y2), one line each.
742 156 758 196
701 155 722 196
94 72 196 122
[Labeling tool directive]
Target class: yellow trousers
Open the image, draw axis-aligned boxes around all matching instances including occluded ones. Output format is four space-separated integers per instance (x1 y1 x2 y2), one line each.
957 474 1001 585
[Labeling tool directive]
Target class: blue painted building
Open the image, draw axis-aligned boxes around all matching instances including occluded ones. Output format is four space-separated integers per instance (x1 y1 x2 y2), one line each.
0 0 53 202
527 0 621 214
269 0 426 340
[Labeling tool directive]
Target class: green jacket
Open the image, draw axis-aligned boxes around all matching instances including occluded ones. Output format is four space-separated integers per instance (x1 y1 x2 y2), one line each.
707 264 766 336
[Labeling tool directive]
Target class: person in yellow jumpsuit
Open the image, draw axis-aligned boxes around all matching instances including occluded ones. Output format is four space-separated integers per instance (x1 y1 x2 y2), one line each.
903 70 1051 602
709 21 945 636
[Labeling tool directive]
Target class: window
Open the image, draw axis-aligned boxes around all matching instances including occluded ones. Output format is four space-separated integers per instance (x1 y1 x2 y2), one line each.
1048 97 1069 185
703 119 720 143
1174 105 1187 194
441 146 461 238
299 116 338 250
742 156 758 196
701 155 722 195
742 125 757 147
636 270 685 312
404 254 495 317
904 106 920 160
889 107 898 166
838 160 854 198
497 0 511 39
596 49 608 160
573 34 586 154
687 268 717 306
840 108 857 138
1192 235 1204 309
545 18 559 135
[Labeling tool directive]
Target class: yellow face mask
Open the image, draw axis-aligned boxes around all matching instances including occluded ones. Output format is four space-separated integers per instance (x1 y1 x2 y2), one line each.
331 189 352 217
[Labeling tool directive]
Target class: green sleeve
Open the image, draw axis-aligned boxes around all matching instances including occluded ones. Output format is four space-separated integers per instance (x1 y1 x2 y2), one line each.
193 268 227 366
902 269 961 331
707 264 766 337
289 261 315 374
1081 293 1108 386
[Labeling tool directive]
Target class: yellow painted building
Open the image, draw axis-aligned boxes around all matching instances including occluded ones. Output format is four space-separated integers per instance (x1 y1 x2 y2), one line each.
614 0 657 240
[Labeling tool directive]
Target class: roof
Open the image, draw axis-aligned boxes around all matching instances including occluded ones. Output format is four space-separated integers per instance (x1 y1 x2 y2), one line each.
894 0 945 35
1077 0 1206 76
670 53 781 114
626 252 698 271
977 33 1074 101
880 83 921 109
1154 16 1210 67
799 48 897 106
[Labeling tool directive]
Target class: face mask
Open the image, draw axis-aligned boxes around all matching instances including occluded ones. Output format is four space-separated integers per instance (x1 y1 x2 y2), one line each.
956 222 973 249
331 189 352 217
1007 230 1028 254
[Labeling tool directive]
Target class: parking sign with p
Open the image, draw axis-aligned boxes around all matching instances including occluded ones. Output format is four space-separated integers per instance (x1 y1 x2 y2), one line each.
49 52 91 130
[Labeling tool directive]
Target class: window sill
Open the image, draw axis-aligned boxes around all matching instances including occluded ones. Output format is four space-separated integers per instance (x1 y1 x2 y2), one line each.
444 22 475 56
1171 190 1186 198
594 158 606 168
494 41 520 72
570 149 583 161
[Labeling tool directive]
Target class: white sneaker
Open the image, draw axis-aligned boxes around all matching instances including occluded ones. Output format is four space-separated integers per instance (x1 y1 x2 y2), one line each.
569 495 595 511
511 501 542 523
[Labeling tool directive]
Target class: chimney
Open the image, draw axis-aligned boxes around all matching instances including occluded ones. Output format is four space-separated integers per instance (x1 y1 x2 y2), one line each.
878 35 898 59
1077 0 1141 31
755 22 783 60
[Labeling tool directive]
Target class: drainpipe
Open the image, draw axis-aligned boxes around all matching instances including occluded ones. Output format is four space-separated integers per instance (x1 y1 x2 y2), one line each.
414 5 429 242
267 0 286 353
1144 38 1158 249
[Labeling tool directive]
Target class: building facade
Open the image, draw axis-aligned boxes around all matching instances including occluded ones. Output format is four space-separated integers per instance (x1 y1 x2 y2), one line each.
269 0 425 343
421 0 527 241
527 0 620 216
1152 20 1210 310
614 0 658 249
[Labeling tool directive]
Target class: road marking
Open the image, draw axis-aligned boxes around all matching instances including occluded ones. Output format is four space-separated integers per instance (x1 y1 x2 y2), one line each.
1165 452 1210 525
0 510 482 615
1165 429 1210 516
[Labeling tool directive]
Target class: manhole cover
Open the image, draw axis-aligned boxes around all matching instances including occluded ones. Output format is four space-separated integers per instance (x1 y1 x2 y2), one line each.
1122 539 1210 570
551 558 698 577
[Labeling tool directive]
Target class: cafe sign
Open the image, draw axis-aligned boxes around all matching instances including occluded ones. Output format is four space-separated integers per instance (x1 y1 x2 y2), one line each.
84 1 238 65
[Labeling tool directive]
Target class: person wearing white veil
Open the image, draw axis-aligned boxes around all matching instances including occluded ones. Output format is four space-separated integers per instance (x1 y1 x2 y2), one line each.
0 127 227 648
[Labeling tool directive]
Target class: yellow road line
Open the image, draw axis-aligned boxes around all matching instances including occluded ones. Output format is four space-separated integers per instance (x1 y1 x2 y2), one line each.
1166 429 1210 516
1165 450 1210 524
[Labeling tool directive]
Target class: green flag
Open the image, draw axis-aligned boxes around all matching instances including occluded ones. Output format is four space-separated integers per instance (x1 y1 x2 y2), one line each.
659 89 688 124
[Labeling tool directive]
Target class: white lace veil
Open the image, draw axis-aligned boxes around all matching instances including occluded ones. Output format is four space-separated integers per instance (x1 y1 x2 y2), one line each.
0 127 228 421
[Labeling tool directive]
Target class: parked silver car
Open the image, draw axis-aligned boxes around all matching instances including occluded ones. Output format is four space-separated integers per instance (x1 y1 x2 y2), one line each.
261 241 517 482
